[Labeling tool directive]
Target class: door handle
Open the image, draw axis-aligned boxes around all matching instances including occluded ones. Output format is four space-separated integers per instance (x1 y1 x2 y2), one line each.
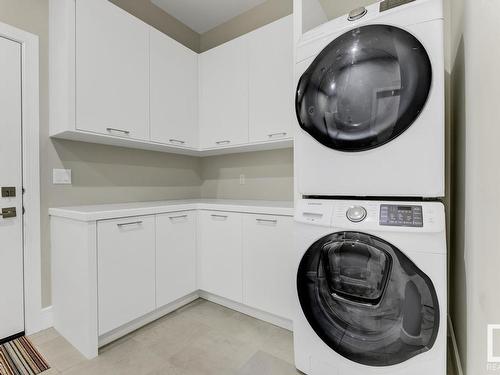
169 139 186 145
215 140 231 145
106 127 130 135
0 207 17 218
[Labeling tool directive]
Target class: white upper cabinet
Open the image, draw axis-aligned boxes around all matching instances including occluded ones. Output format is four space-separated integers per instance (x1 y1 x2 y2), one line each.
150 28 198 148
50 0 293 155
199 36 249 149
75 0 150 140
248 16 294 143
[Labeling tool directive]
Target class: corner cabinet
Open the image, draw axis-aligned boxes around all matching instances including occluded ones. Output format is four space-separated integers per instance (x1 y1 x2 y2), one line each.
199 37 249 149
50 0 293 156
197 211 243 302
150 29 199 149
156 211 197 307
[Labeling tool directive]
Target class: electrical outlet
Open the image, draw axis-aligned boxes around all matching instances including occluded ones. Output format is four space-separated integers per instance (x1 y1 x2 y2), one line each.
53 169 72 185
239 174 245 185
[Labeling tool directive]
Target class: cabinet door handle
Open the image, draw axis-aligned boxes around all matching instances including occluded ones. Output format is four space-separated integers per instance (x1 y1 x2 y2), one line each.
256 218 278 224
215 140 231 145
117 221 143 227
268 132 287 139
169 214 188 220
169 139 186 145
106 127 130 135
211 214 228 219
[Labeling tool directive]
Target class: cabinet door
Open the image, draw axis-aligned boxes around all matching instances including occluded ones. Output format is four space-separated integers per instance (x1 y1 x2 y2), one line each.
156 211 197 307
98 216 155 335
199 37 249 149
243 214 294 319
76 0 149 140
198 211 243 302
248 16 294 143
150 28 198 148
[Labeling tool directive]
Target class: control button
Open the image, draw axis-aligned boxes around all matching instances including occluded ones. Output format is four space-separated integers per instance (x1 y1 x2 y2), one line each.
348 7 368 21
346 206 367 222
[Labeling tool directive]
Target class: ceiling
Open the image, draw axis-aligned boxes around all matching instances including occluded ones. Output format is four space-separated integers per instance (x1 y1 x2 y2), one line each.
151 0 268 34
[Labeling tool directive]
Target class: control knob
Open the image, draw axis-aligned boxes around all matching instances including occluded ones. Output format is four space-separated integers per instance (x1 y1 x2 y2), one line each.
346 206 367 222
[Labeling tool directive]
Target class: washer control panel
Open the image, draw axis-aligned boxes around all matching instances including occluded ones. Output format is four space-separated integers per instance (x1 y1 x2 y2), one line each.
346 206 367 222
379 205 423 227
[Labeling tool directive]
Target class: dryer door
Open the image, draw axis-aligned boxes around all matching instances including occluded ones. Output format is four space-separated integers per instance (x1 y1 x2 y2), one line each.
296 25 432 152
297 232 440 367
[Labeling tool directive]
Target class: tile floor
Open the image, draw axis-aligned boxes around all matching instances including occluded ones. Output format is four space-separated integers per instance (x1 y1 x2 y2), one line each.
29 299 456 375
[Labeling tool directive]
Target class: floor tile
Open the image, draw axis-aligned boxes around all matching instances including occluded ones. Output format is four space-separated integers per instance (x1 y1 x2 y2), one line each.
237 351 301 375
36 335 86 372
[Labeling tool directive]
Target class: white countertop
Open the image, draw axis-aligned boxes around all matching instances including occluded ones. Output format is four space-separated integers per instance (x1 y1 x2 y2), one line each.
49 199 295 221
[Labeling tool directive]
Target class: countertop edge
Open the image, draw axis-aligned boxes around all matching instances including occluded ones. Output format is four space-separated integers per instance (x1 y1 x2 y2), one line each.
49 201 295 221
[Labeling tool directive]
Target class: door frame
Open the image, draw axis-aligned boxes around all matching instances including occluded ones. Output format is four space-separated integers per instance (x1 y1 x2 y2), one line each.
0 22 42 335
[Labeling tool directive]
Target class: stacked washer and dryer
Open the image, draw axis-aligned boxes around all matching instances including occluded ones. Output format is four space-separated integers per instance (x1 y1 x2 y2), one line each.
293 0 446 374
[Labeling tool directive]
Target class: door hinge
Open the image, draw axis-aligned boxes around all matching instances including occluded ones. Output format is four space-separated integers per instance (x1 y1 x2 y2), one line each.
22 187 25 194
22 206 25 215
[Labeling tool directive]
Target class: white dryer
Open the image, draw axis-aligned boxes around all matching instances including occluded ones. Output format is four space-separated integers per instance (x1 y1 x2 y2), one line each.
295 0 445 198
293 198 446 375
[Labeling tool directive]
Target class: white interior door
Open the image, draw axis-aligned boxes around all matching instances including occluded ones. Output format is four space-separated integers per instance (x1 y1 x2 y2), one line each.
0 36 24 340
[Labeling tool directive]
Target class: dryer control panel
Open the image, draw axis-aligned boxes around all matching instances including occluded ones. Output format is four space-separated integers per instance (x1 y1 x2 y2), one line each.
379 204 423 227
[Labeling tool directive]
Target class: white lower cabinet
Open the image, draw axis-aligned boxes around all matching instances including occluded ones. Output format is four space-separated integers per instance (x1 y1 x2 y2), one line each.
242 214 294 319
51 202 293 359
156 211 197 307
198 211 243 302
97 216 156 335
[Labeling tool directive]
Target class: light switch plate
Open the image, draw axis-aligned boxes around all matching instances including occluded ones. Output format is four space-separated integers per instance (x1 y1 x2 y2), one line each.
53 169 72 185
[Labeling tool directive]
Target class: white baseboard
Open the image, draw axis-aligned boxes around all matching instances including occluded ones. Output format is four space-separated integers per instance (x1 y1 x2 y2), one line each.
39 306 53 331
448 315 464 375
98 293 199 347
199 291 293 331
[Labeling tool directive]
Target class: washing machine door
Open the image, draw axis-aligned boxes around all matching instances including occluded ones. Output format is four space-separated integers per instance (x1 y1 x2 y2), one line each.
297 232 440 367
296 25 432 152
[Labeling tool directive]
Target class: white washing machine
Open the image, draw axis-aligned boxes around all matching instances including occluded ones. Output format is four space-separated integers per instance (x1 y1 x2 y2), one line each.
295 0 445 198
293 198 446 375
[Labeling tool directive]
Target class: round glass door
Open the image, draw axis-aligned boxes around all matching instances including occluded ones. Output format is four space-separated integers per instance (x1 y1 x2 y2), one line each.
296 25 432 152
297 232 440 367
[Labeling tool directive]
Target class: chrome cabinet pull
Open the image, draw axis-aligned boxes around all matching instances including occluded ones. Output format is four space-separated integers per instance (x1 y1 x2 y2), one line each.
215 140 231 145
256 218 278 224
169 139 186 145
211 214 228 219
117 221 143 227
106 127 130 135
268 132 287 139
169 214 188 220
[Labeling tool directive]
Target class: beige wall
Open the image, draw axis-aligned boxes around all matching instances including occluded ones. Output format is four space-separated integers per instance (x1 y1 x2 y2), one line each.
110 0 200 52
201 149 294 201
200 0 292 52
448 0 466 371
451 0 500 374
